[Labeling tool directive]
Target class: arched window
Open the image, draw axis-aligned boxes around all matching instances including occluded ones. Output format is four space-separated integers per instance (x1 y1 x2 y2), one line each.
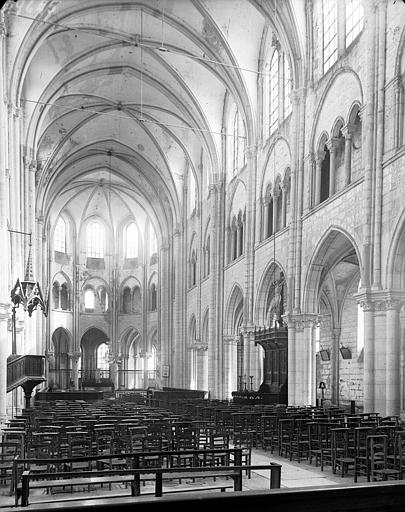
99 287 108 312
189 171 197 213
54 217 66 253
190 250 197 287
125 222 138 258
84 288 95 311
346 0 364 47
96 343 109 371
320 144 331 203
284 55 292 118
205 236 210 277
149 226 157 256
323 0 338 72
60 283 69 310
150 283 157 311
237 212 244 257
52 282 60 309
267 197 274 238
233 110 239 172
232 219 238 261
269 50 279 134
87 220 104 258
122 287 131 313
133 286 141 313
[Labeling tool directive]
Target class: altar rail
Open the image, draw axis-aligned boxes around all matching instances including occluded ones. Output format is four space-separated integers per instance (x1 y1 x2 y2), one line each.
4 481 405 512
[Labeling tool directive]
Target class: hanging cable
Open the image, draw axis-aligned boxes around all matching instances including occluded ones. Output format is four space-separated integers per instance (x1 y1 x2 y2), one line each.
20 97 246 139
160 3 165 50
8 12 272 78
140 8 145 122
273 146 277 329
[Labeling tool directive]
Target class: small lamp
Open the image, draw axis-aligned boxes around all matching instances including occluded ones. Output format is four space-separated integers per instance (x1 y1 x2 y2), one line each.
340 346 352 359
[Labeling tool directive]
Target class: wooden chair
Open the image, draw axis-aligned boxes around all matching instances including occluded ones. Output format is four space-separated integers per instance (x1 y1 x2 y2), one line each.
353 426 375 482
259 415 278 453
278 418 294 458
0 442 21 495
368 434 401 482
232 431 253 478
331 427 355 478
288 418 310 463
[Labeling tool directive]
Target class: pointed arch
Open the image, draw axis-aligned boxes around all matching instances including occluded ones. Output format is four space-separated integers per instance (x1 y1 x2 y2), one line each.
224 284 244 336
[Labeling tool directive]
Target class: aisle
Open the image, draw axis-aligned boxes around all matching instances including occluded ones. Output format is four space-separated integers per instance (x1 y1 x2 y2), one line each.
245 447 361 491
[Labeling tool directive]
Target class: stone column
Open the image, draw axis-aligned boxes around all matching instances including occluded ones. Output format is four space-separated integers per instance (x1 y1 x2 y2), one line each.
207 182 222 397
0 14 10 423
393 76 403 149
273 191 278 234
109 353 121 391
263 201 269 238
236 222 242 257
326 138 338 197
331 328 341 405
121 354 129 388
68 351 81 390
385 298 401 416
159 244 170 385
283 314 296 405
341 124 355 186
358 298 375 412
256 198 264 242
195 343 208 392
362 2 377 289
281 185 287 229
172 225 185 388
230 226 235 261
293 314 317 405
314 154 323 206
373 300 387 415
223 335 238 399
372 1 387 291
244 145 258 325
45 349 55 388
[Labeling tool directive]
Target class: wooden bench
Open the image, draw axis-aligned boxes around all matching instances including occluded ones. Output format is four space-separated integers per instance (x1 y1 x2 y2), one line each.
17 466 243 506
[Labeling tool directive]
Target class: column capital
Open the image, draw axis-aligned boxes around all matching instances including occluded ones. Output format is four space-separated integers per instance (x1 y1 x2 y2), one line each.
304 151 315 163
341 123 356 139
223 335 238 346
244 145 257 159
286 313 318 331
326 137 340 153
67 351 81 362
331 328 341 339
290 87 306 105
355 290 405 312
45 349 55 359
239 323 256 336
28 160 37 173
208 180 223 194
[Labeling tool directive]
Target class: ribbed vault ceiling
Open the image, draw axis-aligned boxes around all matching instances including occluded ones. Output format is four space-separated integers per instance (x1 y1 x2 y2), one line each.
8 0 305 237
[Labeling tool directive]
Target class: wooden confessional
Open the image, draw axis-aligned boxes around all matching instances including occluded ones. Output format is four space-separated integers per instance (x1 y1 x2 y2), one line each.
254 325 288 405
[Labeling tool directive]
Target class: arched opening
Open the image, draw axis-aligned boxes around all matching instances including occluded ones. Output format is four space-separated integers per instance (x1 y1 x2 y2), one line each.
320 144 330 203
304 229 361 408
51 328 71 390
224 285 244 396
80 328 111 389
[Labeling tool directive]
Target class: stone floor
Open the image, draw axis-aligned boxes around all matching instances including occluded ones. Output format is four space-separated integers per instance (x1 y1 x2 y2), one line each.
0 446 365 508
